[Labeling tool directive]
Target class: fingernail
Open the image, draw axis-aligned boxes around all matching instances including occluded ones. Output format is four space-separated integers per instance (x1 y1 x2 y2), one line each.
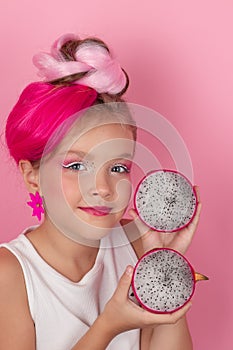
128 209 134 216
126 266 133 276
187 302 192 309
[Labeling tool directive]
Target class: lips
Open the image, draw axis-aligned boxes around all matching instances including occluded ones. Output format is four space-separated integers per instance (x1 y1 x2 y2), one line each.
79 206 112 216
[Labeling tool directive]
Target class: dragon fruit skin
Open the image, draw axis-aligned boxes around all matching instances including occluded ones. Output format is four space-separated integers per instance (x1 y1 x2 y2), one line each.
134 169 198 233
131 248 207 314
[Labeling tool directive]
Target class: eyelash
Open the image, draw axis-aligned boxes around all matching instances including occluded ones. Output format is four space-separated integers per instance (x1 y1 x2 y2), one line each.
111 164 130 174
62 162 86 171
62 162 130 174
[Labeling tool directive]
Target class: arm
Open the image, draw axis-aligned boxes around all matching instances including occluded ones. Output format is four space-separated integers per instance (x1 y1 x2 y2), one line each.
140 317 192 350
0 247 111 350
0 248 191 350
148 317 192 350
71 314 192 350
125 187 202 350
71 314 114 350
72 266 192 350
73 189 202 350
0 248 36 350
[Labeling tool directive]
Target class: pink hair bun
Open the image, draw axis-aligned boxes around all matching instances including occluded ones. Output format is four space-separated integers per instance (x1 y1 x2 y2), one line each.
33 33 127 95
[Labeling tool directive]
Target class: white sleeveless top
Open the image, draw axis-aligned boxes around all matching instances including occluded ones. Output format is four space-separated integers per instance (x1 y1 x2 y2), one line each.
0 224 140 350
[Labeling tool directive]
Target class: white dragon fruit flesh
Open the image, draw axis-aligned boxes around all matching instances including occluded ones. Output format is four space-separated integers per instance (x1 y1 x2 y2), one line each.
134 169 197 232
130 248 208 313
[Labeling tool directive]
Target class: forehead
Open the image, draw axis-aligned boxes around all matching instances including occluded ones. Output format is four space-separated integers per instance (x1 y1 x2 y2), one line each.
42 105 136 163
59 123 135 161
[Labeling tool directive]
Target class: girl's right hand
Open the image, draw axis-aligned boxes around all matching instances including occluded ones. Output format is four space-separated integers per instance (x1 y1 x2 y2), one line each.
101 265 192 337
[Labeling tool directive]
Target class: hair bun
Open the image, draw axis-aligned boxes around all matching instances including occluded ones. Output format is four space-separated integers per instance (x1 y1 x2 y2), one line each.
33 33 128 95
51 33 79 59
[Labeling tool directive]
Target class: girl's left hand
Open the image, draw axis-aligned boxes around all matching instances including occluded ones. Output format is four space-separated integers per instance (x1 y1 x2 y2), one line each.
128 186 202 255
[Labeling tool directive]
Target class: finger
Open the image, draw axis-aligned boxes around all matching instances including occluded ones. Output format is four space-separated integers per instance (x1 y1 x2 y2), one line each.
143 301 192 326
173 185 201 236
169 203 202 254
194 185 201 203
186 201 202 234
128 208 164 252
175 196 202 240
162 301 193 324
193 201 202 224
128 208 150 236
114 266 134 301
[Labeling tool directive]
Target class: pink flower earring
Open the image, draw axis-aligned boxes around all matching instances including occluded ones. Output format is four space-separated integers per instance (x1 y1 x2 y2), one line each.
27 191 45 221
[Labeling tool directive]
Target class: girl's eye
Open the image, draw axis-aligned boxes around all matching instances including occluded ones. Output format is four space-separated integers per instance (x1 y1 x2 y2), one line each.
62 162 86 171
111 165 130 173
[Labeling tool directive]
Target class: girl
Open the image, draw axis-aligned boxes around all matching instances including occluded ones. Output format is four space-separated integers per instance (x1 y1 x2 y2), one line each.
0 33 201 349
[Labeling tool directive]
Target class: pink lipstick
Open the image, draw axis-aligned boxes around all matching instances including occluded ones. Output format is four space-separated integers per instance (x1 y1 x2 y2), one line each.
79 206 112 216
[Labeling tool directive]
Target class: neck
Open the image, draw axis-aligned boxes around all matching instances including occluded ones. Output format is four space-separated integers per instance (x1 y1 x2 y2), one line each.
39 218 100 261
25 218 100 282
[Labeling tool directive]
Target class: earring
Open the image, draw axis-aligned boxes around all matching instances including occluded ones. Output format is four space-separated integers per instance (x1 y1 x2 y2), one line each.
27 191 45 221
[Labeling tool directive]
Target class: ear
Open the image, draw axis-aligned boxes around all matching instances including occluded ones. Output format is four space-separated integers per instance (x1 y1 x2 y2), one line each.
19 160 40 193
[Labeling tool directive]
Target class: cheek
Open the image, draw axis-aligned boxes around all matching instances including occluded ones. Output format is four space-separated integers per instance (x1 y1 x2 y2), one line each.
61 174 82 204
40 163 61 199
114 177 132 206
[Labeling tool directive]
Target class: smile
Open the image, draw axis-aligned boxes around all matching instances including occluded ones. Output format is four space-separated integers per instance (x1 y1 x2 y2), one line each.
79 206 112 216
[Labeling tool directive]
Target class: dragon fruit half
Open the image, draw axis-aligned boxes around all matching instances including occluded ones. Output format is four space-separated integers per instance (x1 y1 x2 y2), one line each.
134 169 197 232
130 248 208 313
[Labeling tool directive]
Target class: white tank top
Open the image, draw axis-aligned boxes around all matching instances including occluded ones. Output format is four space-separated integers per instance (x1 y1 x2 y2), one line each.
0 224 140 350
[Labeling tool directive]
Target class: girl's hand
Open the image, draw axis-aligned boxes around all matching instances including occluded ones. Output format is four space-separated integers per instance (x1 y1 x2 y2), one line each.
101 266 192 337
128 186 202 255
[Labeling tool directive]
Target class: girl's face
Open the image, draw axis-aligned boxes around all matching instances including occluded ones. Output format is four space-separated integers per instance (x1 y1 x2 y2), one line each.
41 122 135 241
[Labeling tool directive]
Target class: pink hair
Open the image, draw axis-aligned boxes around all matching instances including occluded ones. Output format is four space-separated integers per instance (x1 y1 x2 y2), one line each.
5 82 98 164
33 33 127 94
5 34 129 165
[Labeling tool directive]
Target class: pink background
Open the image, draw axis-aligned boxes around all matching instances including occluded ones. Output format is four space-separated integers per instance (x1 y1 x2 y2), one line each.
0 1 232 349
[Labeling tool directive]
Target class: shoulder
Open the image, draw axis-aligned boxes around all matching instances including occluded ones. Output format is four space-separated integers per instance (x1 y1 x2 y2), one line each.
0 247 35 348
0 246 30 306
120 219 144 258
0 245 35 300
0 246 23 280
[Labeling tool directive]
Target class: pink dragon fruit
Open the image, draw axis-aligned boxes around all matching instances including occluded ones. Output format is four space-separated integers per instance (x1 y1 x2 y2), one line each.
130 248 208 313
134 169 197 232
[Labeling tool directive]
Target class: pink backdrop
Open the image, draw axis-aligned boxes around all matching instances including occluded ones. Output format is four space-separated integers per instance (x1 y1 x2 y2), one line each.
1 1 232 349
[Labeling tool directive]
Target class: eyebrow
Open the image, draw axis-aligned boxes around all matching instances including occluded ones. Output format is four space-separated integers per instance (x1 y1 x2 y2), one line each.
60 150 89 158
59 150 134 159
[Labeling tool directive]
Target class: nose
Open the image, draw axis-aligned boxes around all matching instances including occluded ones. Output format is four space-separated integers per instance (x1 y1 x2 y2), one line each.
91 170 113 199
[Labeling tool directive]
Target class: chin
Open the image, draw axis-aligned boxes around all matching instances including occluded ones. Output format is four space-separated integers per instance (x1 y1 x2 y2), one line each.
49 208 125 245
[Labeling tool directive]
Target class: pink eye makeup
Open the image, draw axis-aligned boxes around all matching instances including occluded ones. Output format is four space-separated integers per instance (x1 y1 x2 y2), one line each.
60 148 133 175
62 161 86 171
110 158 133 174
61 158 95 172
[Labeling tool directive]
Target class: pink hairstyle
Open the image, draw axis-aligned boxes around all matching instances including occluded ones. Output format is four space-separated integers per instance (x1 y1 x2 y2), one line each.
5 33 129 165
5 83 97 164
33 33 128 94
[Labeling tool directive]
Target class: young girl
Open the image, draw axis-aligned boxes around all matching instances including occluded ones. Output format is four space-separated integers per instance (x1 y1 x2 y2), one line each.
0 33 201 349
